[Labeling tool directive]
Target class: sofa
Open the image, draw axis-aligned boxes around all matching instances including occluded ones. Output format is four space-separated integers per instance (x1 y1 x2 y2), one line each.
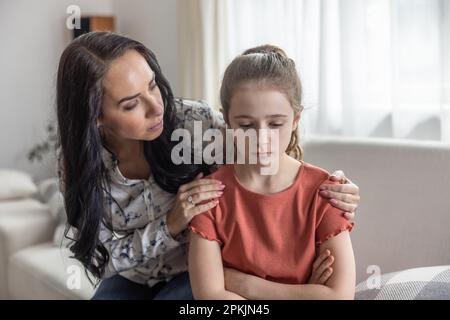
0 136 449 299
0 171 96 299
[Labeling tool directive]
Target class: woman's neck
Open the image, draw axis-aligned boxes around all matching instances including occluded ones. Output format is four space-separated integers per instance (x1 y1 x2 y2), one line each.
234 153 301 194
102 130 144 164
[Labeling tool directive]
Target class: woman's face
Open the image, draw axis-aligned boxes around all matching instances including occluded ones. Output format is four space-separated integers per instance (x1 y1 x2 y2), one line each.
98 49 164 144
227 82 300 166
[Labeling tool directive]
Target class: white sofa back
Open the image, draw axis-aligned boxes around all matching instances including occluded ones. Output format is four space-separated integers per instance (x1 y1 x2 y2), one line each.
302 136 450 283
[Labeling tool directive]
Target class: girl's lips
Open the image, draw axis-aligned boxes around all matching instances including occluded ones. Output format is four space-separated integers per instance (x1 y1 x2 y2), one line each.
252 152 273 156
148 119 163 131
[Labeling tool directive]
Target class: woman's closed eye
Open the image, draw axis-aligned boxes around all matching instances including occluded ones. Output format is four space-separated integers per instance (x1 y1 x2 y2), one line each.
123 100 138 111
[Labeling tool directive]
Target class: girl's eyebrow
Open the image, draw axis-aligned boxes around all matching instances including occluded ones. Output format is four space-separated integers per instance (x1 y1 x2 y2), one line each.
234 114 288 119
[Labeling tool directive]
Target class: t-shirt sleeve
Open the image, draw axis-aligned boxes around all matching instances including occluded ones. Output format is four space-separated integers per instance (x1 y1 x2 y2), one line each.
314 180 354 246
189 209 223 245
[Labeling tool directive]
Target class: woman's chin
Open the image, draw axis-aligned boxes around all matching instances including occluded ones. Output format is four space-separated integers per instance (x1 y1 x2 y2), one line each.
143 126 164 141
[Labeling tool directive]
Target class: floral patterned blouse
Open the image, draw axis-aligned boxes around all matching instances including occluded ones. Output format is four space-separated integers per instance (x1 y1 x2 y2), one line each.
98 99 225 287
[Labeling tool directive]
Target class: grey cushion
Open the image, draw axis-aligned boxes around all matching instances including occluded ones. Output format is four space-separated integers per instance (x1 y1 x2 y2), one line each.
356 265 450 300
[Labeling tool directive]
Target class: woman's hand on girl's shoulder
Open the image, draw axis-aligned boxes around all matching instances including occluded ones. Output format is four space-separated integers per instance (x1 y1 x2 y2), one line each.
166 172 225 237
319 170 360 221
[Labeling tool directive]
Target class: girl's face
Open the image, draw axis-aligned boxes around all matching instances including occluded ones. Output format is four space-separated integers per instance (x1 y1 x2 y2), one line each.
227 82 300 166
98 49 164 144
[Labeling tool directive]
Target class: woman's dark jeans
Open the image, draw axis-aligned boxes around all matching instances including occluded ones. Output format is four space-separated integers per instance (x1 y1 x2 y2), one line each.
91 271 193 300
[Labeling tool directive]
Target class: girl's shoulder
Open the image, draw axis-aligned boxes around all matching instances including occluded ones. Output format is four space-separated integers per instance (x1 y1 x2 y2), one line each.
300 162 337 191
204 163 233 180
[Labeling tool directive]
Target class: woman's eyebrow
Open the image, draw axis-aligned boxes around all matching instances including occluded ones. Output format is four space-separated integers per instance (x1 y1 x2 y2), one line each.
117 72 156 105
118 93 140 105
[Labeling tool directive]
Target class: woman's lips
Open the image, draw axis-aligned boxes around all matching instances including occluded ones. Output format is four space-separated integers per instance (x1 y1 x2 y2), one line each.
148 119 163 132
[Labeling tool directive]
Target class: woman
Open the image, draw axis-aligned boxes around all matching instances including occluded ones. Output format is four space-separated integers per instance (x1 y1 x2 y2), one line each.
56 32 360 300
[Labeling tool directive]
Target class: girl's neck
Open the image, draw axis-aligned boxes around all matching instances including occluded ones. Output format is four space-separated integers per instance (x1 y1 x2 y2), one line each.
234 153 302 194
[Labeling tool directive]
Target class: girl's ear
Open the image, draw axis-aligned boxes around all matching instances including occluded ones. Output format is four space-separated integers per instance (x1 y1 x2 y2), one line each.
292 113 301 131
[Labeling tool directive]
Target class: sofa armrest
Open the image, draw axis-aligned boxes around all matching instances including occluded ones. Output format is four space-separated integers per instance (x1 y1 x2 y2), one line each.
0 199 56 298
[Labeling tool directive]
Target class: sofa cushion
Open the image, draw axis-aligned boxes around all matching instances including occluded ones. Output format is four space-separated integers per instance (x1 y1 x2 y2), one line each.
0 198 45 215
8 243 96 300
36 178 60 203
356 265 450 300
0 169 38 200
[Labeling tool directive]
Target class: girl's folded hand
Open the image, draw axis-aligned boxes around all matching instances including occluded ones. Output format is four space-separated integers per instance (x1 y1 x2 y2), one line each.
308 249 334 285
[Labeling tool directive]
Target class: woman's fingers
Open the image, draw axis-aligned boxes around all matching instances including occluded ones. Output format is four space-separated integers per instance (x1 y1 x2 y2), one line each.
329 199 358 213
178 178 222 193
182 183 225 200
330 170 346 181
187 190 223 205
190 199 219 216
344 212 355 221
319 182 359 195
319 189 360 205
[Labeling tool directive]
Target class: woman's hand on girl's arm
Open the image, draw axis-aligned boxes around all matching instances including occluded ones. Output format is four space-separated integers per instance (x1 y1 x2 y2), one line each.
188 232 246 300
167 173 224 237
319 170 360 221
224 232 355 300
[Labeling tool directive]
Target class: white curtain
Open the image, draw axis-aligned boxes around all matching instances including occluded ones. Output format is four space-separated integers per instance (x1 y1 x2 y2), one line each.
177 0 231 108
178 0 450 141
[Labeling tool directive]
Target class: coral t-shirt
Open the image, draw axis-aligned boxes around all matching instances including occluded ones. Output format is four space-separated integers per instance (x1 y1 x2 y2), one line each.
189 162 354 284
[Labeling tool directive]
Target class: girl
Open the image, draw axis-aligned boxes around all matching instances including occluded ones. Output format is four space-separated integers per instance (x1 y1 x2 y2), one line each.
188 45 355 299
56 32 359 299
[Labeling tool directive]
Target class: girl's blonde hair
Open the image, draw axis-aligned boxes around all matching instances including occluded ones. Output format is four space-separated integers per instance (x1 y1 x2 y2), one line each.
220 45 304 160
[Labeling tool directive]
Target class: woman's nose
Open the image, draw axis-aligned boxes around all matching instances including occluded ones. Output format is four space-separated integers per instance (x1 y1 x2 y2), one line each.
143 95 163 118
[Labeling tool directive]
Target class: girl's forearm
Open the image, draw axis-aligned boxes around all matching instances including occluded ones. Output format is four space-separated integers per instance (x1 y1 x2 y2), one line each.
244 277 352 300
196 289 247 300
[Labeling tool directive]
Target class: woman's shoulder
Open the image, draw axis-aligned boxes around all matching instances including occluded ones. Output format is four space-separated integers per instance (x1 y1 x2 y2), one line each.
173 98 225 131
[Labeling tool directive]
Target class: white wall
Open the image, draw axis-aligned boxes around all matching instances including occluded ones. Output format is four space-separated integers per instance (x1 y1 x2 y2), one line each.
111 0 179 94
0 0 179 182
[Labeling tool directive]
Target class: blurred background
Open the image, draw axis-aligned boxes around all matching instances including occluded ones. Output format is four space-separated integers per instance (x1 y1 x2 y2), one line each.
0 0 449 180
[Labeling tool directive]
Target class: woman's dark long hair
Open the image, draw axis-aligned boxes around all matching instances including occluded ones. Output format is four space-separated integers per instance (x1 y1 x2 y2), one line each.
56 32 207 282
